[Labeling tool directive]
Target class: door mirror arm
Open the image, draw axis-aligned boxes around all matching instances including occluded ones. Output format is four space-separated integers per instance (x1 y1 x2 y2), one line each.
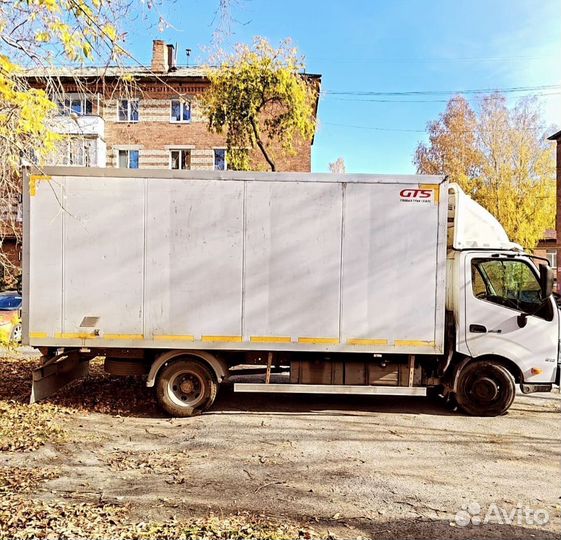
517 297 551 328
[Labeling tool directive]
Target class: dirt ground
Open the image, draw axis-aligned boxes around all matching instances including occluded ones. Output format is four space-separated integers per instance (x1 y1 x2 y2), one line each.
1 348 560 539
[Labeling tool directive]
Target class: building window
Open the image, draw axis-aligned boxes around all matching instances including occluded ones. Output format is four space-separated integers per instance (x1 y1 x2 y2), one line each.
546 250 557 270
118 100 139 122
170 100 191 123
56 96 93 116
213 149 226 171
57 138 97 167
170 149 191 170
118 149 139 169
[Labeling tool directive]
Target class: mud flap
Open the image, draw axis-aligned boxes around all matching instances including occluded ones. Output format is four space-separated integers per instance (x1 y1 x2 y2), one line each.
30 353 90 403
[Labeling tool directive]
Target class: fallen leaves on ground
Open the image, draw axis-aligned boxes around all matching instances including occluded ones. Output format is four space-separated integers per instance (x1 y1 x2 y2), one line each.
1 500 314 540
0 466 59 495
47 358 158 416
0 351 158 415
105 449 189 483
0 401 69 451
0 461 319 540
2 496 316 540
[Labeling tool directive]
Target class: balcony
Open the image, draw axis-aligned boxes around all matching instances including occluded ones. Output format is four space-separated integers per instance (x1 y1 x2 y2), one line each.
51 114 105 137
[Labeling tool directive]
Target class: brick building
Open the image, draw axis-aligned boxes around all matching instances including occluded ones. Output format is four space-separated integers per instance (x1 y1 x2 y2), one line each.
26 40 320 171
0 40 321 282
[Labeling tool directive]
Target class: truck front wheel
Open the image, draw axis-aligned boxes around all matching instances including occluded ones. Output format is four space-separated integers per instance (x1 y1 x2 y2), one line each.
456 360 516 417
155 358 218 417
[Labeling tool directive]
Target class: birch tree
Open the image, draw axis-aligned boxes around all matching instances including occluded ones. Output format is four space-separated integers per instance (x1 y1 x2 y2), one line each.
201 37 318 172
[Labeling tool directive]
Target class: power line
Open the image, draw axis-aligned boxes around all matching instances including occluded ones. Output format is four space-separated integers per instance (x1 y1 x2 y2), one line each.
322 83 561 97
323 122 424 133
324 91 561 104
322 121 551 134
309 54 556 65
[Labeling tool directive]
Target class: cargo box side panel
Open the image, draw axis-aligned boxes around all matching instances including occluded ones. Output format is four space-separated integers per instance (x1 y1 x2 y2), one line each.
145 179 244 341
61 177 145 338
27 177 64 342
341 183 443 351
243 181 342 343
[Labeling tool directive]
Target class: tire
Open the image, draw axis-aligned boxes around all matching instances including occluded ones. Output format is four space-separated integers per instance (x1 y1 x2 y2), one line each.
455 360 516 417
155 358 218 417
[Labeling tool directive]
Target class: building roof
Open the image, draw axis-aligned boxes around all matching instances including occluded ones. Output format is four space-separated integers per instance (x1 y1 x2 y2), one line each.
21 65 322 82
22 65 208 79
547 129 561 141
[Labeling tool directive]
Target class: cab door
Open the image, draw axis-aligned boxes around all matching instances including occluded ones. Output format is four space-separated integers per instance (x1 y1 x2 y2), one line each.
463 254 558 383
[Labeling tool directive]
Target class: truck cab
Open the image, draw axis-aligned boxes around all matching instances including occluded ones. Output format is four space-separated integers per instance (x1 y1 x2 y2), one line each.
444 185 559 415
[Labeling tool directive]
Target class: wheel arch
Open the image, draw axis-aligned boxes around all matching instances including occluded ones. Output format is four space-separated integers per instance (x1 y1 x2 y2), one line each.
146 350 228 388
451 354 523 392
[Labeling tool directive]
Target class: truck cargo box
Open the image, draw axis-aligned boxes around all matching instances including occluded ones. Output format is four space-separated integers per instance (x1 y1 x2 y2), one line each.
23 168 447 355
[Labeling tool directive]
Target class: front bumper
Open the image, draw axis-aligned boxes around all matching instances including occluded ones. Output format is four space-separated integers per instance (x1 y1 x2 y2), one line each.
520 383 554 394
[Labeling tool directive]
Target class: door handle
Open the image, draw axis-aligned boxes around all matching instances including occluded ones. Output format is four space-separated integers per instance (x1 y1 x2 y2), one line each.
469 324 502 334
469 324 487 333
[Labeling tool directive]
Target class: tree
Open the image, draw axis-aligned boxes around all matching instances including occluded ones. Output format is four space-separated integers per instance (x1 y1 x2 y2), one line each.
201 37 318 172
329 157 346 174
0 0 142 286
414 94 556 250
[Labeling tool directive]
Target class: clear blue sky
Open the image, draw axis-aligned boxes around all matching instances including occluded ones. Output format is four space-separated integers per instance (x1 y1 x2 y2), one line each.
123 0 561 173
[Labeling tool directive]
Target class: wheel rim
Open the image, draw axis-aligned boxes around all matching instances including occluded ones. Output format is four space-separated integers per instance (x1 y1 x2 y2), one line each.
465 369 504 407
11 324 22 342
167 369 205 408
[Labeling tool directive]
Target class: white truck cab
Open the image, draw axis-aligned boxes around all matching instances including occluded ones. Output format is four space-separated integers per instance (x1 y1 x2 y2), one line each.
445 185 559 415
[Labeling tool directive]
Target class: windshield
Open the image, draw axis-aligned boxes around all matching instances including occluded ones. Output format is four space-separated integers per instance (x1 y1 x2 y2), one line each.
0 295 22 310
471 259 542 313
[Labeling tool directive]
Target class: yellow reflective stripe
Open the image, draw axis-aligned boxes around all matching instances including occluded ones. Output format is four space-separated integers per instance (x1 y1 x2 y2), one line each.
250 336 292 343
347 338 389 346
29 175 51 197
29 332 48 339
55 332 98 340
103 334 144 340
202 335 243 343
153 335 195 341
419 183 440 204
395 340 435 347
298 337 339 344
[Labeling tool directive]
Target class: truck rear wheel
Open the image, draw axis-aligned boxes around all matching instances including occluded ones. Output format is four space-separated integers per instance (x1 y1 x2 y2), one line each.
155 358 218 417
456 360 516 417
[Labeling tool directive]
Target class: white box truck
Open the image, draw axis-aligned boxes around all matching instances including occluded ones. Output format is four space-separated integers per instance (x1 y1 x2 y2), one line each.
23 167 560 417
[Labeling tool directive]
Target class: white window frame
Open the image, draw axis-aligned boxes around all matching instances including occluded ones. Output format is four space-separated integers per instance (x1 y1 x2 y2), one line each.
117 99 140 123
213 148 227 171
118 149 139 169
546 250 557 270
56 94 93 116
170 100 191 123
169 149 191 170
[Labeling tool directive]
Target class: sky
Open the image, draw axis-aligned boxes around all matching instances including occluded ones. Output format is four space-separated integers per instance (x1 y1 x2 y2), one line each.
122 0 561 174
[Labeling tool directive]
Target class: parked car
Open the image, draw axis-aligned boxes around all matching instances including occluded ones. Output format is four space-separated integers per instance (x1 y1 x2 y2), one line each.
0 291 22 344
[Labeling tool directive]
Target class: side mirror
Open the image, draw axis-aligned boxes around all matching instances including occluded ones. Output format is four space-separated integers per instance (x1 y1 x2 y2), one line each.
539 263 554 299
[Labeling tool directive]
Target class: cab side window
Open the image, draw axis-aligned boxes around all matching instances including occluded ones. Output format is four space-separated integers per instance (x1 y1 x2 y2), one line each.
471 259 543 314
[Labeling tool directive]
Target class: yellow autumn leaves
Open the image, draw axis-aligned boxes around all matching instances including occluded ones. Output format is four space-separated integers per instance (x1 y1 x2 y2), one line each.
202 37 318 171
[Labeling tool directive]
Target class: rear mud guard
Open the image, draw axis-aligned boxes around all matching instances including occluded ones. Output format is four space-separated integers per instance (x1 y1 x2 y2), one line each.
30 353 90 403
